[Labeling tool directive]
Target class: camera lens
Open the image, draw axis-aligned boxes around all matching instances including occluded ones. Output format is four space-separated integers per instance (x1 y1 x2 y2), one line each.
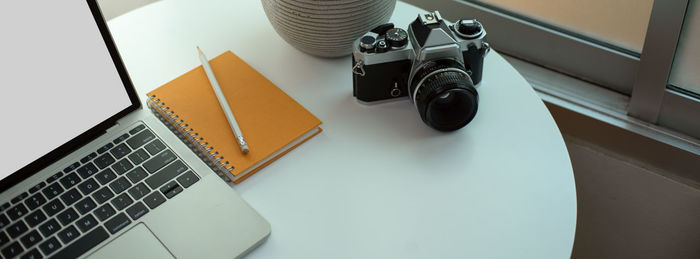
409 59 478 131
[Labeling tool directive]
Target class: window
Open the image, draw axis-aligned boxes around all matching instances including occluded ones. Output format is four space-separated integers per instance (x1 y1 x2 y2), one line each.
471 0 653 52
628 0 700 139
668 1 700 95
403 0 700 141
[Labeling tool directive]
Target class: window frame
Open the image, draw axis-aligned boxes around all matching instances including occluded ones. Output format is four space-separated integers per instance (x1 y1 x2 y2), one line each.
402 0 700 140
411 0 641 94
629 0 700 139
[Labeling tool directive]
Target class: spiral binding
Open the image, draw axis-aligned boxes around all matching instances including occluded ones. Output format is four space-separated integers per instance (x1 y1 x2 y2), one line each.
147 95 235 182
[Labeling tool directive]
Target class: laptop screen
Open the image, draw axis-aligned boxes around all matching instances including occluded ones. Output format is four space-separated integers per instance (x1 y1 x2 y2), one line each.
0 2 135 186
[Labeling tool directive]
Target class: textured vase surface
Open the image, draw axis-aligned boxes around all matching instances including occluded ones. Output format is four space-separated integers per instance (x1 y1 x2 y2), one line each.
262 0 397 58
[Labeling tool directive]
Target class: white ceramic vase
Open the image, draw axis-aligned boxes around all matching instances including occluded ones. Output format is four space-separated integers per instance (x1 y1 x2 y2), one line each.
261 0 397 58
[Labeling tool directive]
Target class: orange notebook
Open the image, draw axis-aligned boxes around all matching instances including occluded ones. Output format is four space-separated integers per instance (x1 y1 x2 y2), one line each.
147 51 322 183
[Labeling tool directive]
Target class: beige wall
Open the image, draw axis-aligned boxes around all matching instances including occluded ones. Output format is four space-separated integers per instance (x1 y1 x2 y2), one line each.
475 0 653 51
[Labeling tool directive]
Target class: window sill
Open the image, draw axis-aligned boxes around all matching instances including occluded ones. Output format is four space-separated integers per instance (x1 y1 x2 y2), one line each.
502 54 700 156
501 54 700 185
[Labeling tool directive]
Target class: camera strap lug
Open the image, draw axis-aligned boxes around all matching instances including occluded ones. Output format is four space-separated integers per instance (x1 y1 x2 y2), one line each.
352 60 366 76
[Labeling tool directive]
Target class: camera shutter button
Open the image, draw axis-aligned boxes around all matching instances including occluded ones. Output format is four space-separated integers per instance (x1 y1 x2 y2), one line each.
375 40 389 53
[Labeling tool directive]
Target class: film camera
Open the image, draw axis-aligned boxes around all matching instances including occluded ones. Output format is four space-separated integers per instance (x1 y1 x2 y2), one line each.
352 11 489 131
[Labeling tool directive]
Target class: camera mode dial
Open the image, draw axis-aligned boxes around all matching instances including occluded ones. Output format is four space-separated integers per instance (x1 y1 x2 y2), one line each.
385 28 408 48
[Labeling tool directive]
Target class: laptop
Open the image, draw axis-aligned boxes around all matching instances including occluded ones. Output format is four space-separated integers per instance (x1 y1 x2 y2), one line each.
0 1 270 258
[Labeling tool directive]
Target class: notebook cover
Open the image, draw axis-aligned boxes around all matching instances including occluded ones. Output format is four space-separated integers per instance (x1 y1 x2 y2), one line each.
147 51 321 181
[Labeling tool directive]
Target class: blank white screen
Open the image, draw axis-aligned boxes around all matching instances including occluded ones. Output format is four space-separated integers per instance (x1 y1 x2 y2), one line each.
0 2 131 177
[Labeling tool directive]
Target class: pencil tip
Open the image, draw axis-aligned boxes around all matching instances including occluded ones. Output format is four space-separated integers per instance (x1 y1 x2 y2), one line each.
197 46 202 55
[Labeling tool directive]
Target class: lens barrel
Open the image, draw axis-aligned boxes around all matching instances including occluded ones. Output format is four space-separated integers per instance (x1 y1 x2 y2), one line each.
409 59 478 131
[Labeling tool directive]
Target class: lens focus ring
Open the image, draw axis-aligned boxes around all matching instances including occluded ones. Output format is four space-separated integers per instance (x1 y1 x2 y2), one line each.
409 60 478 131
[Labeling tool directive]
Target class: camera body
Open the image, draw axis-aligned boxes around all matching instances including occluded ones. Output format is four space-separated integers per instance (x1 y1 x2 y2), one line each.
351 11 490 131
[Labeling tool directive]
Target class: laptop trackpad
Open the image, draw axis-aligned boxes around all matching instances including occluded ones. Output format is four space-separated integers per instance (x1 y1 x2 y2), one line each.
87 223 174 259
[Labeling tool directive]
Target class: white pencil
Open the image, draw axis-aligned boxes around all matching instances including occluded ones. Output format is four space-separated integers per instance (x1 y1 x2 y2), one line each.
197 46 249 154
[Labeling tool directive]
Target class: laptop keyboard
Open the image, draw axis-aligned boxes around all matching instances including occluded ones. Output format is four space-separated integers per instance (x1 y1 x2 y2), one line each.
0 123 200 258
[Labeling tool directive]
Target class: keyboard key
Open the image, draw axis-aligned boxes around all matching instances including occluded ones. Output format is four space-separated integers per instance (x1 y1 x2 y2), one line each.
39 219 61 237
42 183 64 200
76 214 98 233
128 149 150 165
112 159 134 175
60 172 82 189
77 178 99 195
57 208 79 226
20 248 41 259
11 192 28 204
92 187 115 204
128 183 151 200
28 182 46 193
7 204 28 220
60 188 83 206
105 213 131 234
145 160 187 189
143 150 176 174
51 227 108 259
144 139 166 155
113 133 129 144
109 177 132 194
126 202 149 221
76 162 100 179
75 197 97 215
97 142 114 154
94 153 116 169
7 221 28 238
177 171 200 188
63 162 80 173
80 152 97 164
111 193 133 211
96 168 117 185
57 225 80 243
128 169 148 184
159 181 178 194
129 124 146 135
25 193 47 210
143 192 166 209
42 199 65 217
127 130 155 150
164 185 183 199
0 202 11 211
39 237 62 255
1 242 23 258
19 230 42 248
0 231 8 247
111 143 132 159
48 172 64 184
0 214 10 228
94 204 116 222
25 210 47 227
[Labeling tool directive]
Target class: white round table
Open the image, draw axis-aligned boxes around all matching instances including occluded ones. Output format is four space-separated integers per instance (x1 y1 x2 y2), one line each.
108 1 577 258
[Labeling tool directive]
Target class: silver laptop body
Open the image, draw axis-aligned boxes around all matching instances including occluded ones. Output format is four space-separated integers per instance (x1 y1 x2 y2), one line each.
0 1 270 258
